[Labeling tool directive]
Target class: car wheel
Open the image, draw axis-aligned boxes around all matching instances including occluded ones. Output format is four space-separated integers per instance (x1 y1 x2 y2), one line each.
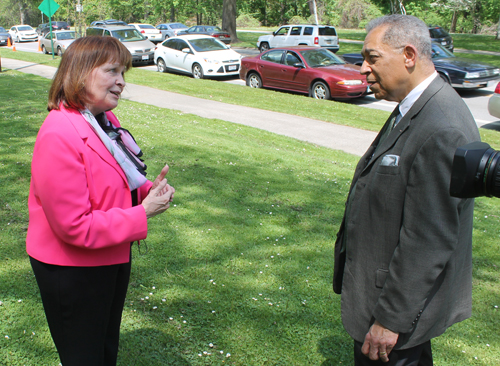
259 42 269 53
41 44 47 54
439 72 451 85
311 81 331 100
192 63 204 79
57 47 63 56
157 58 167 73
246 73 262 88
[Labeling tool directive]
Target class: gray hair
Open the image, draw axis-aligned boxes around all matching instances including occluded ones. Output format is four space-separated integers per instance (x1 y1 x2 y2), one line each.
366 15 432 60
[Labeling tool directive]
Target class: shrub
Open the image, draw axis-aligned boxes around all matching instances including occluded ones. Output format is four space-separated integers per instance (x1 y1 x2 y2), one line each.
236 13 261 28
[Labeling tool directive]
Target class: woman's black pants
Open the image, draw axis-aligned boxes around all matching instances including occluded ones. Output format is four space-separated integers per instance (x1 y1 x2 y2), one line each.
30 257 131 366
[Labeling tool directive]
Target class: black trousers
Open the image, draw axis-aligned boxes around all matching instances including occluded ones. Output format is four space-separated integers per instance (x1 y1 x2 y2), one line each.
354 340 433 366
30 257 131 366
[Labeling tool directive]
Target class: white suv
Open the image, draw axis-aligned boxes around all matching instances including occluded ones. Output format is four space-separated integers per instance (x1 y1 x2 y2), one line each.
257 25 339 53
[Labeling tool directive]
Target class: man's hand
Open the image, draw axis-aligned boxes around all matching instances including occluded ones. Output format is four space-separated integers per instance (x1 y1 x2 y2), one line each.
361 320 399 362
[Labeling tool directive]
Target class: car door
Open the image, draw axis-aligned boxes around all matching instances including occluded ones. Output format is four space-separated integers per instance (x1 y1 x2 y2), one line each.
286 26 302 46
279 51 309 92
271 26 289 48
161 39 181 69
174 39 195 73
258 50 286 87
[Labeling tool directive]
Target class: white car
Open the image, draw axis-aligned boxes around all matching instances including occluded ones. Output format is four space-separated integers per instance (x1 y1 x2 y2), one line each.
129 23 163 43
257 25 339 53
488 82 500 119
9 25 38 42
40 30 76 56
154 35 241 79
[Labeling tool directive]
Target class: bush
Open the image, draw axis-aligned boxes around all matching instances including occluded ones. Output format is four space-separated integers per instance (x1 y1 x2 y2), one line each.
236 13 260 28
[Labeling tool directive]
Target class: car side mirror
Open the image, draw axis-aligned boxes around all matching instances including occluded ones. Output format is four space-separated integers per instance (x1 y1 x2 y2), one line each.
293 62 305 68
182 48 191 54
272 31 276 36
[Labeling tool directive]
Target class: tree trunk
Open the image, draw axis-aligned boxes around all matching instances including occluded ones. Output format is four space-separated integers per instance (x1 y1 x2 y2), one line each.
450 10 457 33
496 13 500 40
222 0 239 42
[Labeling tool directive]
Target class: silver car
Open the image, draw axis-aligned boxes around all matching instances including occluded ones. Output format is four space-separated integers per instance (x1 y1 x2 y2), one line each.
488 82 500 119
86 25 156 64
40 30 76 56
156 23 188 40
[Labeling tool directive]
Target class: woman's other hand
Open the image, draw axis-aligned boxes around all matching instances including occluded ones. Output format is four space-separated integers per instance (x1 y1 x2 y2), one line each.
142 179 175 219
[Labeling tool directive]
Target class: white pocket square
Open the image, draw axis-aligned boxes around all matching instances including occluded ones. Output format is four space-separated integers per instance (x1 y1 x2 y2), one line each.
380 154 400 167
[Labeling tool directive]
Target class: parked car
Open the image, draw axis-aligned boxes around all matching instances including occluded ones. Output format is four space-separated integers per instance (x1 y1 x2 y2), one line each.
128 23 163 43
488 82 500 119
90 19 128 26
429 25 453 52
341 43 500 90
257 25 339 54
0 27 13 46
39 21 70 36
9 25 38 42
40 30 76 56
240 46 368 100
178 25 231 44
36 23 48 35
156 22 188 40
86 25 155 64
154 35 241 79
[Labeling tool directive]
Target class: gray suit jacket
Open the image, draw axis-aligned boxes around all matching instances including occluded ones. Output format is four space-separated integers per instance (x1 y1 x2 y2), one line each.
333 77 480 349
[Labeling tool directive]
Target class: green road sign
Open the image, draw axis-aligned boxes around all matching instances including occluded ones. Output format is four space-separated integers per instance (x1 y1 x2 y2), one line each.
38 0 59 17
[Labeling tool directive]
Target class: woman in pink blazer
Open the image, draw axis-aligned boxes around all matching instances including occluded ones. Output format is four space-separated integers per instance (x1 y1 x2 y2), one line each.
26 36 175 366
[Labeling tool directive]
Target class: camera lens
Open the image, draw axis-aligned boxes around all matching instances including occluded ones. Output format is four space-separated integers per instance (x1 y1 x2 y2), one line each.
450 141 500 198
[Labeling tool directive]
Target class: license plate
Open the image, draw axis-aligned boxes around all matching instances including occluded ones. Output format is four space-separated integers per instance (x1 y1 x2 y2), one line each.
0 40 5 44
220 36 225 39
227 65 237 71
142 55 149 60
325 39 331 44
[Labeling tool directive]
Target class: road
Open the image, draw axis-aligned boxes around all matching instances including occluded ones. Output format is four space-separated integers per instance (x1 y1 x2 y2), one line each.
8 40 500 126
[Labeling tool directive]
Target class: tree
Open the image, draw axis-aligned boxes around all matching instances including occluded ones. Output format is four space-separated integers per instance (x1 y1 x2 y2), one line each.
222 0 238 42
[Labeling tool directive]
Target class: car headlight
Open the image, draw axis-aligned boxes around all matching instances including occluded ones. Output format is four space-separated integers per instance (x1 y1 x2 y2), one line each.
203 58 220 64
465 71 480 79
493 68 500 75
337 80 363 85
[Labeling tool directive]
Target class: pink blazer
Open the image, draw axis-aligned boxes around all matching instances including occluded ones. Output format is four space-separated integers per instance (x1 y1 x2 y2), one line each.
26 106 153 266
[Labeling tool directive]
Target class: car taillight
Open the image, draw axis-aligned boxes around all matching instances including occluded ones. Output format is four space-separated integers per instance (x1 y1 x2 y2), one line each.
314 37 319 44
213 34 220 37
141 30 145 33
495 82 500 94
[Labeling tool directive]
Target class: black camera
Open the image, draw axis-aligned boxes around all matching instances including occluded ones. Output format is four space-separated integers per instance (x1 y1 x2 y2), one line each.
450 141 500 198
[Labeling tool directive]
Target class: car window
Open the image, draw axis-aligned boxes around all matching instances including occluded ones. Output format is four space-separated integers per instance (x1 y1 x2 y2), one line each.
431 43 454 59
261 50 284 64
303 27 313 36
177 39 190 51
285 52 302 66
275 27 289 36
104 30 112 37
429 28 449 38
164 38 178 49
290 26 301 36
111 29 144 41
318 27 337 36
45 33 53 40
57 31 75 40
171 24 185 29
301 48 344 67
190 37 226 52
0 27 6 32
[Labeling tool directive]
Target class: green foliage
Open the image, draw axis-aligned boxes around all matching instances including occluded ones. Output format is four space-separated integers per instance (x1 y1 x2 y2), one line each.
236 13 260 28
288 15 308 25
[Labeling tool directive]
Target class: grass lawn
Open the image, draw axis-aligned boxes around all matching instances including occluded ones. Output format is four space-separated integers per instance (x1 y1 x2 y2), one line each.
1 66 500 365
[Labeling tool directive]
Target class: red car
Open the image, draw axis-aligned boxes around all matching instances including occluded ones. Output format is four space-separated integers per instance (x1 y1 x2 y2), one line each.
240 46 369 100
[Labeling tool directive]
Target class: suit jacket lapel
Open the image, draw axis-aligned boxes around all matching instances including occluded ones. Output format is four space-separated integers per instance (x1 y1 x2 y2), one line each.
60 106 129 184
361 77 445 174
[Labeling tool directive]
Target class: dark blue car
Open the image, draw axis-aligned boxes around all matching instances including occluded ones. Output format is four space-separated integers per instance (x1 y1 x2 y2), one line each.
341 43 500 90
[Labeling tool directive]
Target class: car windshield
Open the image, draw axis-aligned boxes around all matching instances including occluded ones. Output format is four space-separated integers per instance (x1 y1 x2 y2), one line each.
431 43 455 59
139 24 155 29
189 37 227 52
429 28 449 38
56 31 75 40
111 29 144 41
300 49 345 67
0 27 6 32
18 26 33 31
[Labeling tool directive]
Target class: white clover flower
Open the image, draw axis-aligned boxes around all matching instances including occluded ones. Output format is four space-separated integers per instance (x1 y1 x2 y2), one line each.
209 343 214 348
226 353 231 357
152 306 157 310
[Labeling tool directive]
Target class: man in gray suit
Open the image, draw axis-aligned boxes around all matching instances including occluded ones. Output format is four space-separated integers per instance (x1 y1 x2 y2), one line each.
333 15 480 365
